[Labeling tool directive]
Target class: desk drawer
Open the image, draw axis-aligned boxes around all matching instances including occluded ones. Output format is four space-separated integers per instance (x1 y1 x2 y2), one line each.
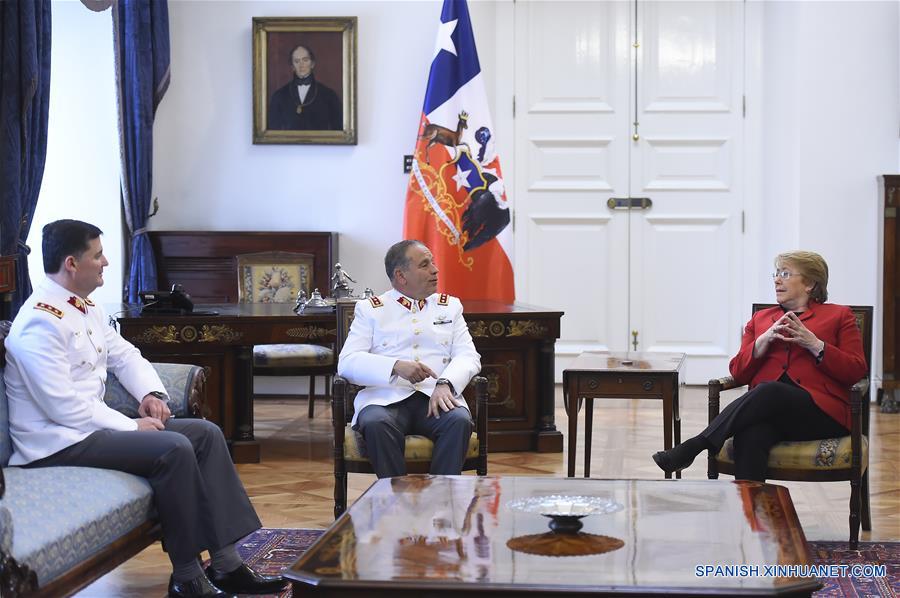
575 373 665 396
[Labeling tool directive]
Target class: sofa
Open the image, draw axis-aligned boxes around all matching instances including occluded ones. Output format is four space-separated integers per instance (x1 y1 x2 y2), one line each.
0 321 208 597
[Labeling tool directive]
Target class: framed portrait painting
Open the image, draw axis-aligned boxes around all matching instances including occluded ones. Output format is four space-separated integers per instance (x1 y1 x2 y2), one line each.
252 17 357 145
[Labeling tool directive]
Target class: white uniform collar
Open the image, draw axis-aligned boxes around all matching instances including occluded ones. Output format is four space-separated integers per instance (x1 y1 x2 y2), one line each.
39 278 95 314
385 288 433 312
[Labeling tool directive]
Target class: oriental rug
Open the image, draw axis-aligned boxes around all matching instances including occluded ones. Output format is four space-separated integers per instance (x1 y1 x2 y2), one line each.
235 529 900 597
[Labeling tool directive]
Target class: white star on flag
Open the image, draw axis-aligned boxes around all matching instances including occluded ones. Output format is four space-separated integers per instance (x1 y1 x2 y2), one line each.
433 18 458 58
452 166 471 191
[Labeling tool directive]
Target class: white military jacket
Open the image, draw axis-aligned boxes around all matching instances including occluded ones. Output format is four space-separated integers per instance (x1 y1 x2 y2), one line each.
337 288 481 425
4 278 167 465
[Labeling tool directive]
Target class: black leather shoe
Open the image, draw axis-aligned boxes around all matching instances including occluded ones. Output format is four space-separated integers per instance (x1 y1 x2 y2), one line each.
652 448 695 474
168 573 230 598
205 563 287 595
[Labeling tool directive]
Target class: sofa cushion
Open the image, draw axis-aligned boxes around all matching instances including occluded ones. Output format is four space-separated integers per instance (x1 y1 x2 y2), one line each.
0 369 11 466
0 466 154 586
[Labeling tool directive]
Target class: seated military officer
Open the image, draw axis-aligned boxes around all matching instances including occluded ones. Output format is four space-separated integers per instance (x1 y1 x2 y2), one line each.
3 219 285 598
337 239 481 478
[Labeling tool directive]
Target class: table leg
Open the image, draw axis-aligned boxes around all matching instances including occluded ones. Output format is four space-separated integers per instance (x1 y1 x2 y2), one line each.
584 397 594 478
232 346 260 463
673 375 681 480
566 373 578 478
662 388 673 480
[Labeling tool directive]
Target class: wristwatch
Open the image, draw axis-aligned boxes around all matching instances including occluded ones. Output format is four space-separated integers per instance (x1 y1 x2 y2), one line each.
148 391 167 400
435 378 454 393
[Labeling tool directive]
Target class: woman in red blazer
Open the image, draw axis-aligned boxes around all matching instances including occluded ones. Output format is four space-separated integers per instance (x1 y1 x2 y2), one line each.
653 251 868 481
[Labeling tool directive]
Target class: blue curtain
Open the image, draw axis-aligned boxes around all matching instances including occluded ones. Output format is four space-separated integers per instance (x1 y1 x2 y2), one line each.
0 0 51 318
114 0 170 302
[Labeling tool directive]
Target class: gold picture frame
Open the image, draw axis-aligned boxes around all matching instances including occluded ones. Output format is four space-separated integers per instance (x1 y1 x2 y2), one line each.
236 251 315 304
252 16 357 145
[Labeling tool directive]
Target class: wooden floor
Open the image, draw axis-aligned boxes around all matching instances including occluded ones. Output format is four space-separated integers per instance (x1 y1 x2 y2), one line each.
77 384 900 597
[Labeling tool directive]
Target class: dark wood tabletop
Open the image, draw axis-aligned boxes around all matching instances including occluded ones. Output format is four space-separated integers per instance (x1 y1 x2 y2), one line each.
286 475 820 597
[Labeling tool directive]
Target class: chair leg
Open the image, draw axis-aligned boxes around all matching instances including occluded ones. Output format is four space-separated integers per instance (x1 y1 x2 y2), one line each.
861 469 872 531
849 476 861 549
334 471 347 519
308 376 316 418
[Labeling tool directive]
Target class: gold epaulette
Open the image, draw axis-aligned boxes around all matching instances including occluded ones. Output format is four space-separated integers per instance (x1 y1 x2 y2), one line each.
369 296 384 308
35 302 64 319
438 293 450 306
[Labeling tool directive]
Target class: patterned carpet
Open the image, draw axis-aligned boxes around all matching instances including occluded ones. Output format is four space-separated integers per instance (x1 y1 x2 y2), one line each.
236 529 900 597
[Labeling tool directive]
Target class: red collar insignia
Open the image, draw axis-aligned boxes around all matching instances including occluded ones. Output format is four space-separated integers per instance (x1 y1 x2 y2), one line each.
397 296 412 310
67 296 88 314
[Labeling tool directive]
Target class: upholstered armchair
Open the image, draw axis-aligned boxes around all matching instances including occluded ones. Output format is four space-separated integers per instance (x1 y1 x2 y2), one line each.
236 251 336 417
331 375 488 518
707 305 872 548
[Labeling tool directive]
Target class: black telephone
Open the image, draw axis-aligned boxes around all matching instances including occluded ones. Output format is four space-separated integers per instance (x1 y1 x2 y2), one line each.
139 284 194 315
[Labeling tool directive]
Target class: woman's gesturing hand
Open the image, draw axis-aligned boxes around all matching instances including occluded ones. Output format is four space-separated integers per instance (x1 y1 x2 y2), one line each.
775 312 825 356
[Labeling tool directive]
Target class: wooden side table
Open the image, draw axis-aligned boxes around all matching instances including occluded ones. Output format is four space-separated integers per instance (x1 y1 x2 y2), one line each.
563 351 685 479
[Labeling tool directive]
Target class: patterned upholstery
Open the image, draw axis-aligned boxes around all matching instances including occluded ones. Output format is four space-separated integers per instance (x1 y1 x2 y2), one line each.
343 425 479 462
253 344 334 368
0 505 11 554
0 361 200 589
0 467 153 585
717 435 869 472
103 363 202 417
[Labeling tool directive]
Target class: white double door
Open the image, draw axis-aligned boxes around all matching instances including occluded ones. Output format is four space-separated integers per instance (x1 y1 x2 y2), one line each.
513 0 746 384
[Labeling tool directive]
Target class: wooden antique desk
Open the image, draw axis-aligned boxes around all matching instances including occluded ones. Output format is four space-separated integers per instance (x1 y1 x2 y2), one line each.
564 352 685 479
119 301 564 462
285 475 820 597
118 303 334 463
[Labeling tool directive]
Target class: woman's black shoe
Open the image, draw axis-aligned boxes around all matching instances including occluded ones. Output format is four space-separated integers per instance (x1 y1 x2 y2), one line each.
652 448 696 474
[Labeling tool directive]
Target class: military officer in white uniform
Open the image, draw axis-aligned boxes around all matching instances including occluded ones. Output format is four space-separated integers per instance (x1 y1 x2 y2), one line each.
3 220 285 598
338 240 481 478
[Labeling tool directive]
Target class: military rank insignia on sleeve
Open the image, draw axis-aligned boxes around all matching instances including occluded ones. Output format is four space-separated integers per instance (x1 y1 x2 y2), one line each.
438 293 449 306
369 295 384 308
35 303 64 319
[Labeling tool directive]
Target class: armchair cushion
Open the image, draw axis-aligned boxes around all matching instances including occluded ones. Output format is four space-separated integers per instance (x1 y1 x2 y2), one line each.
717 435 869 472
253 343 334 368
0 466 153 586
103 362 204 417
343 424 479 462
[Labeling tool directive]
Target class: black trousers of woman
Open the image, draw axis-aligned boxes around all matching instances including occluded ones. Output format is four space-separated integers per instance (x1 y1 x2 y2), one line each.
702 376 847 481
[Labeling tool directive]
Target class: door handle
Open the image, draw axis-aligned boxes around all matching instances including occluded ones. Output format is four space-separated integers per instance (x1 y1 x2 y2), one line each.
607 197 653 210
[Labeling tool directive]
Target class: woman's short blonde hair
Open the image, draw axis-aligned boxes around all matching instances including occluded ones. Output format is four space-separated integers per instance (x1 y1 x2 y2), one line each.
776 250 828 303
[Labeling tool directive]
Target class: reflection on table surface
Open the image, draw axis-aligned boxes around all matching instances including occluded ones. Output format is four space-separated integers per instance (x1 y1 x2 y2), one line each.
287 475 816 594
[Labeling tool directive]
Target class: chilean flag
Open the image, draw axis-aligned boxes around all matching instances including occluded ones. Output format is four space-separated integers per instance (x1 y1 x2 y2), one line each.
403 0 514 303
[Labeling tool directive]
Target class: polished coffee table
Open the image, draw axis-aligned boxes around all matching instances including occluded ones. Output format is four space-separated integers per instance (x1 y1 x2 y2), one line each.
285 475 820 596
563 351 685 478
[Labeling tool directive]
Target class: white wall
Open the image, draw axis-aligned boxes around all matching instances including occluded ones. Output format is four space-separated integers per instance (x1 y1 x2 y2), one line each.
755 0 898 306
152 0 502 295
29 0 123 306
753 0 899 381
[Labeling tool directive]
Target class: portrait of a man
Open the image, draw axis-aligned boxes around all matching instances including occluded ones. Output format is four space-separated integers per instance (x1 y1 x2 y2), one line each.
268 44 342 131
252 17 357 145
